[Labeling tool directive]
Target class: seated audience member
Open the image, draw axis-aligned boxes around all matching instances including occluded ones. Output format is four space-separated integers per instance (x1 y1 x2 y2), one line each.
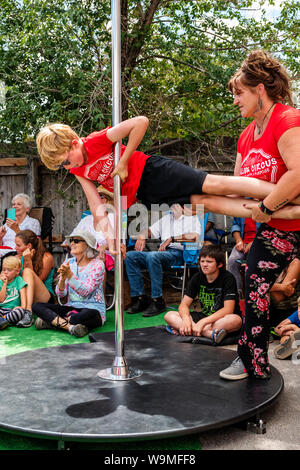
164 245 242 343
65 186 115 270
14 230 55 326
270 257 300 326
227 216 259 297
33 230 105 338
203 212 218 245
273 295 300 360
0 194 41 257
125 204 202 317
0 255 30 329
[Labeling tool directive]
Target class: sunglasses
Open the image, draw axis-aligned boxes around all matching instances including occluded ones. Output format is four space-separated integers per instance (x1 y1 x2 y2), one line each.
70 238 85 244
58 159 71 169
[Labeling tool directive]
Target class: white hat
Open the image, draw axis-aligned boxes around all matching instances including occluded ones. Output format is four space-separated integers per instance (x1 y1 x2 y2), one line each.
65 230 98 255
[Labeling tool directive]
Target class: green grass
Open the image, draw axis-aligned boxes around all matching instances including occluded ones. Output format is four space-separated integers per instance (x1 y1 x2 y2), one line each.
0 308 169 359
0 306 202 451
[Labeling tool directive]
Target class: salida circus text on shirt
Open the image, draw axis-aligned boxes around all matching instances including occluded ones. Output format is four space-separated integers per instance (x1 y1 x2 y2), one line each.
241 157 278 177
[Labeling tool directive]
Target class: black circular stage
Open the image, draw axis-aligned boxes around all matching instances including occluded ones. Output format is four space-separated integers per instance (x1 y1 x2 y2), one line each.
0 327 283 444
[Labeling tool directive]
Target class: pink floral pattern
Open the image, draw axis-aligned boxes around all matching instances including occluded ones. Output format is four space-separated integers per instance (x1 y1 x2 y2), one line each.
56 257 106 323
238 225 300 379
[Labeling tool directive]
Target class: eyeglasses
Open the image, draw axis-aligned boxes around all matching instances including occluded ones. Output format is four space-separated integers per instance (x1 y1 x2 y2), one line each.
99 194 107 199
70 238 85 244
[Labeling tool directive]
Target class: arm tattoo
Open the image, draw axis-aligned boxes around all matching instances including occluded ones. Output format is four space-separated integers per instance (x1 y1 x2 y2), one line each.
273 199 289 210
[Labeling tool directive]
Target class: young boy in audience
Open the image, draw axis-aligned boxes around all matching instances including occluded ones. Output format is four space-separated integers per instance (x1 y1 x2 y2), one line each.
164 245 242 343
0 256 28 329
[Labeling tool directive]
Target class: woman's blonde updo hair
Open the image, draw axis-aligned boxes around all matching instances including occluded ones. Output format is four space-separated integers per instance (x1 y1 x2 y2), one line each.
36 123 80 171
228 50 293 105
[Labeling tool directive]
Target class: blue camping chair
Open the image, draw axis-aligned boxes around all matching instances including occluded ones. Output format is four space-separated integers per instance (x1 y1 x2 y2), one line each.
168 212 208 300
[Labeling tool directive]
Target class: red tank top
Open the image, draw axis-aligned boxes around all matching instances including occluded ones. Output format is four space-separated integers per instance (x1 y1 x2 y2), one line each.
238 103 300 231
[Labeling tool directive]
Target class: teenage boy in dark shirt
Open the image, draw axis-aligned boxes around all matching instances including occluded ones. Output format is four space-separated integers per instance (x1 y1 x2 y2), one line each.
164 245 242 343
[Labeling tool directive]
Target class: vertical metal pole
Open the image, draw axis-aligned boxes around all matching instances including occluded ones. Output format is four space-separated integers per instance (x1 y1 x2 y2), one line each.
98 0 142 381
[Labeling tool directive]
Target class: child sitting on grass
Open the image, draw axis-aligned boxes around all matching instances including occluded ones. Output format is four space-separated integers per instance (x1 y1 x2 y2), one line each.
164 245 242 344
0 255 30 329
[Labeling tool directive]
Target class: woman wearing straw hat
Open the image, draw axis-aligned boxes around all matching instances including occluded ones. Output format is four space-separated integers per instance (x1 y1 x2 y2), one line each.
32 230 105 337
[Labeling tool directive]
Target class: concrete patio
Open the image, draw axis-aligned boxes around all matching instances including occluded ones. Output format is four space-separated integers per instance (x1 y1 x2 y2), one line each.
200 340 300 450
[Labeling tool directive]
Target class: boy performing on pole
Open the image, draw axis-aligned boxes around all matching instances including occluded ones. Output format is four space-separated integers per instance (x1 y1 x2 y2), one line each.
36 116 300 254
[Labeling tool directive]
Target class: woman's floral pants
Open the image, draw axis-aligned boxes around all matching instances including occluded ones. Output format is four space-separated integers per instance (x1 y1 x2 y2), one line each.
238 224 300 379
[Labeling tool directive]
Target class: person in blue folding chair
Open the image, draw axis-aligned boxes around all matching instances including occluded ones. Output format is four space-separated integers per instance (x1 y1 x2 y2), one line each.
125 204 202 317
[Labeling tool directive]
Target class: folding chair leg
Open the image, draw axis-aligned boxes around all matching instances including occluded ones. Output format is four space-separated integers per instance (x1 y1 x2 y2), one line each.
181 263 187 300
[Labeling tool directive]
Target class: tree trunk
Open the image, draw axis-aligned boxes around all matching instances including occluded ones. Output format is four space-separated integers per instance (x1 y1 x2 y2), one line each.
120 0 163 120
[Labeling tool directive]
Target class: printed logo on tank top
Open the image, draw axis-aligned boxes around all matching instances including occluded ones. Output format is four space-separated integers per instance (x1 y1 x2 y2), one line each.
240 148 280 183
83 152 114 191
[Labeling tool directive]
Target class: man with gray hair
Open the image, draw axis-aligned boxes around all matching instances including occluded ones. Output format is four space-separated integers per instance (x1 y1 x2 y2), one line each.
125 204 202 317
0 193 41 256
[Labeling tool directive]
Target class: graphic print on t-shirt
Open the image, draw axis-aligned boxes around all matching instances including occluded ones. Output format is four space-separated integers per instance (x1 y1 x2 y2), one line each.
198 285 223 316
240 148 279 183
83 152 114 191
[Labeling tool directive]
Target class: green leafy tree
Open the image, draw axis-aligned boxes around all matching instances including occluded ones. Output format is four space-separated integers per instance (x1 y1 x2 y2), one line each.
0 0 298 160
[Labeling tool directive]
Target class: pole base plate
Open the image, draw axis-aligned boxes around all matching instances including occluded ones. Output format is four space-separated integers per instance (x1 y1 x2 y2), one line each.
97 367 143 381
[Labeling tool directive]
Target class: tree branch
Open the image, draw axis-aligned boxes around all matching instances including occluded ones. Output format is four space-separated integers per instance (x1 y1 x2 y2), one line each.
136 54 209 75
145 115 241 153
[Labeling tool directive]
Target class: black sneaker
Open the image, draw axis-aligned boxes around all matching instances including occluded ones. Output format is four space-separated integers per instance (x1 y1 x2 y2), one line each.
126 295 150 314
142 297 166 317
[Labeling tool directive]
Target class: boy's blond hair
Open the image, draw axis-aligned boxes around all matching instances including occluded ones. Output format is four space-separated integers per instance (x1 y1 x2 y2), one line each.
36 123 80 170
2 256 22 271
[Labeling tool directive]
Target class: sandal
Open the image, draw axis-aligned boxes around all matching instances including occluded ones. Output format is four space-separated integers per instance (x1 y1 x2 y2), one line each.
274 330 300 359
54 316 69 329
212 328 227 345
165 325 179 335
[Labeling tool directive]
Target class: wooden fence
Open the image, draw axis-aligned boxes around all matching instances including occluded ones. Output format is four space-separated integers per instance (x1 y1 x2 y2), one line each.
0 156 89 264
0 154 235 264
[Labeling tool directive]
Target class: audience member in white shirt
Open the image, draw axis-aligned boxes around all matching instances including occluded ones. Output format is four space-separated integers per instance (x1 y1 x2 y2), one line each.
0 194 41 257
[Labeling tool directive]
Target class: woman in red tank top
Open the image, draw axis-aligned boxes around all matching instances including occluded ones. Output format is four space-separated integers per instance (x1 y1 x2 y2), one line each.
219 50 300 381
